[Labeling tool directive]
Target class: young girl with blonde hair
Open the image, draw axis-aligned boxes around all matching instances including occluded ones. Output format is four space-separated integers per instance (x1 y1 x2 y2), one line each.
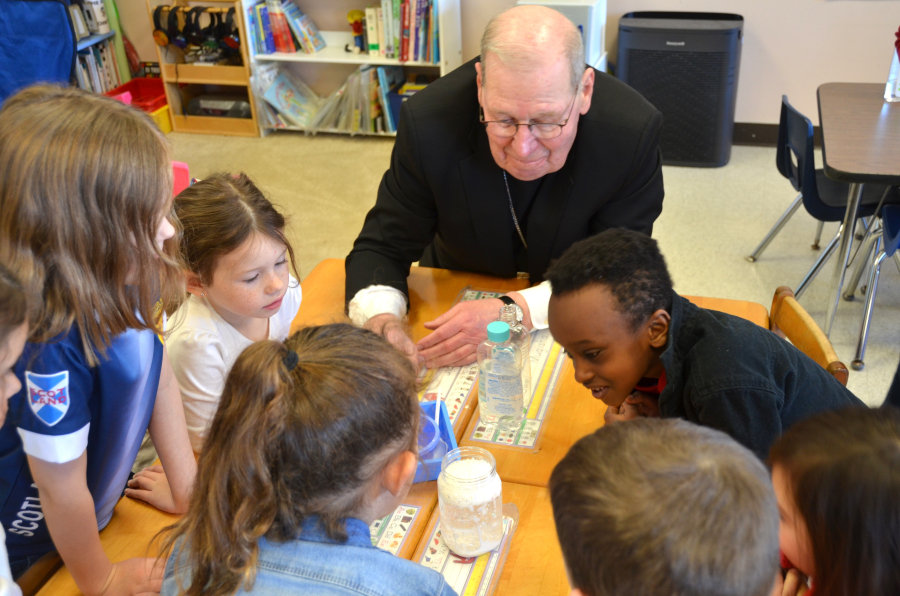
164 173 301 452
0 85 196 593
769 406 900 596
161 324 456 596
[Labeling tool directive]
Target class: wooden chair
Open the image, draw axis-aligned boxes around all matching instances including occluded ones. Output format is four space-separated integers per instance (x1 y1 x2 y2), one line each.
770 286 849 386
15 551 62 596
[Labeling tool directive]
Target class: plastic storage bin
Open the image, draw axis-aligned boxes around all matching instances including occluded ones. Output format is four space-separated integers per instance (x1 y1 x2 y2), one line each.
151 106 172 134
105 78 167 113
415 400 458 483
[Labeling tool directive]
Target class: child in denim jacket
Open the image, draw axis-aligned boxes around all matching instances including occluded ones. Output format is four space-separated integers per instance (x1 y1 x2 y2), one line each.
161 324 457 596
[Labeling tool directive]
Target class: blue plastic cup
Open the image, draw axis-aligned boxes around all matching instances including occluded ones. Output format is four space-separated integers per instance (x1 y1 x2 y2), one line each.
419 414 448 461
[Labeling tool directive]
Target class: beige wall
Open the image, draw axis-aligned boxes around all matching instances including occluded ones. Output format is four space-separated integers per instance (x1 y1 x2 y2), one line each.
121 0 899 124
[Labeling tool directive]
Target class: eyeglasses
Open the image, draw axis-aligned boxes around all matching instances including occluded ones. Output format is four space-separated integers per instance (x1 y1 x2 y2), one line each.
480 89 579 140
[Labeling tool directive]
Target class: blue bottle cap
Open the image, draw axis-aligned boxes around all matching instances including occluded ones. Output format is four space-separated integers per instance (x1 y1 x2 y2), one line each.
487 321 510 343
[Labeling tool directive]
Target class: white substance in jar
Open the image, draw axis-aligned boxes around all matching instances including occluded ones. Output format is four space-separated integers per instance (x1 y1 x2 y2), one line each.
438 455 503 557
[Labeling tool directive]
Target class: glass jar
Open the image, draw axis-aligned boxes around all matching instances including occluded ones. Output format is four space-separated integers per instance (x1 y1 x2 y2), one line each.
437 446 503 557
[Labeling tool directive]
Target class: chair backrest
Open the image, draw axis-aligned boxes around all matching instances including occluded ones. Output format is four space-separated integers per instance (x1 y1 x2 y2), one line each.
776 96 819 199
770 286 849 386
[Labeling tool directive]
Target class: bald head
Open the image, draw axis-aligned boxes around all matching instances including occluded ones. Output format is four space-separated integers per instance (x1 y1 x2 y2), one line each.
480 6 585 91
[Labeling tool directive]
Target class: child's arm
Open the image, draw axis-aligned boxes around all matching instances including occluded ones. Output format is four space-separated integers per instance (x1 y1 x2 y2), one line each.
28 453 163 596
126 347 196 513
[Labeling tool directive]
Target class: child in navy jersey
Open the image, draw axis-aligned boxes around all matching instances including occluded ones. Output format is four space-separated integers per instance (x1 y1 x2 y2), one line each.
0 85 196 594
0 266 28 596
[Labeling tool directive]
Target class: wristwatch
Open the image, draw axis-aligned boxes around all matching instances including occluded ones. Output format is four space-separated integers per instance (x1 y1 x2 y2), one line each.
498 295 524 323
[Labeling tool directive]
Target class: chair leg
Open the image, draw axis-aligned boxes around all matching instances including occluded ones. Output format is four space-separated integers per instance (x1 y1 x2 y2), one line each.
843 227 882 300
852 248 888 371
746 193 803 262
796 226 841 298
812 220 825 250
894 251 900 276
855 216 868 240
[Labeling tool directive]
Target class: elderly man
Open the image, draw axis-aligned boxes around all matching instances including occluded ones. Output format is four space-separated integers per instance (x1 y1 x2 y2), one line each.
346 5 664 367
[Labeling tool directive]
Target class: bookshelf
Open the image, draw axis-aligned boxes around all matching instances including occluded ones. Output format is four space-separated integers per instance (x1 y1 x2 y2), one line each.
146 0 261 137
77 30 116 52
242 0 462 136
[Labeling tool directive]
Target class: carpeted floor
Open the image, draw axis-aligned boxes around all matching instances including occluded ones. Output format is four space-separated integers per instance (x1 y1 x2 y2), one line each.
168 131 900 407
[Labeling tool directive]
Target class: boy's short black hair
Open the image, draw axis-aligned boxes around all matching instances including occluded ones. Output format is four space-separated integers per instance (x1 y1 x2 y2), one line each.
545 228 673 330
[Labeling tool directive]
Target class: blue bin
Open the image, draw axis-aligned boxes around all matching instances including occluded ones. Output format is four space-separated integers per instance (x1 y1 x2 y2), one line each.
414 400 458 483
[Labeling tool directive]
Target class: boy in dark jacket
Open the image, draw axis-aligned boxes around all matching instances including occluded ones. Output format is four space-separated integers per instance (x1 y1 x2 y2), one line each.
546 228 864 459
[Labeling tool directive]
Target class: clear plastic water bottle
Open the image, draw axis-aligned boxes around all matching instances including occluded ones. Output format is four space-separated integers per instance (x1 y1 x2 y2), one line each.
499 305 532 404
477 321 525 431
886 48 900 102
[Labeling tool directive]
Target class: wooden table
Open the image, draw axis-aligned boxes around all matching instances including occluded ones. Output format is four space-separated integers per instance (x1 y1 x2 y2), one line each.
35 258 769 594
817 83 900 336
414 482 570 596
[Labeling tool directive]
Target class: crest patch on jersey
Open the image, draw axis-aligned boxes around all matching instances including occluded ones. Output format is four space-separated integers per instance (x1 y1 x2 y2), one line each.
25 370 70 427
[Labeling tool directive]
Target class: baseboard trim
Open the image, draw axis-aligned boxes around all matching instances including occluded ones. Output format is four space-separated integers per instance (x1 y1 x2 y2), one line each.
733 122 822 148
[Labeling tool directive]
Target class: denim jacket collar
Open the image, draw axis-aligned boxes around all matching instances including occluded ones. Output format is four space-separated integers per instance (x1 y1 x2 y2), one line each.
298 516 373 548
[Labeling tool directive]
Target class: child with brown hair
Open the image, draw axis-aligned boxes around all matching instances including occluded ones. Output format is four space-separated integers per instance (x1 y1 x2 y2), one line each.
768 406 900 596
160 324 456 596
0 85 196 593
550 418 780 596
163 172 302 451
0 265 28 596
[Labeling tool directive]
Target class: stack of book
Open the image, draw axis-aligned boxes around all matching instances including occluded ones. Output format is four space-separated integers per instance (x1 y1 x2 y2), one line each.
364 0 439 65
74 39 122 95
309 65 405 134
248 0 326 55
250 63 322 129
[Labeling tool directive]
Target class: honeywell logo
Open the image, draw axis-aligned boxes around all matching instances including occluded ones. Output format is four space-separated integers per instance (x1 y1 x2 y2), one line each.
666 41 685 46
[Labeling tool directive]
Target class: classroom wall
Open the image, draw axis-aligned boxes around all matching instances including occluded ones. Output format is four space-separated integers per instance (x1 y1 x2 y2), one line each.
460 0 899 124
119 0 899 124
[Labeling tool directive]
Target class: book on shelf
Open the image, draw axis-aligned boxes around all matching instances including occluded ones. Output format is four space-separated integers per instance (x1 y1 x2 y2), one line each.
251 62 321 128
281 1 325 53
256 4 276 54
265 0 297 53
400 2 410 62
74 38 121 94
247 1 326 55
365 7 379 56
376 7 386 58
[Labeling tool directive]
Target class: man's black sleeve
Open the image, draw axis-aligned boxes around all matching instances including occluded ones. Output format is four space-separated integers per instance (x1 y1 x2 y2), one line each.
345 103 438 307
588 110 664 236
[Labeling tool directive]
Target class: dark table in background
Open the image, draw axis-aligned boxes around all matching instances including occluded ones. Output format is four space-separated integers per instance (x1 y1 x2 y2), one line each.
817 83 900 336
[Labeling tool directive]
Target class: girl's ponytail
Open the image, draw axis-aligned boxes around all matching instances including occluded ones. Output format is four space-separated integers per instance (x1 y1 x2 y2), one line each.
162 340 297 596
162 324 419 596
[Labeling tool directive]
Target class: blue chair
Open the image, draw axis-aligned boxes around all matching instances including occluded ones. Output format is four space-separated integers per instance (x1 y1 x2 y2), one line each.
746 96 892 298
850 202 900 370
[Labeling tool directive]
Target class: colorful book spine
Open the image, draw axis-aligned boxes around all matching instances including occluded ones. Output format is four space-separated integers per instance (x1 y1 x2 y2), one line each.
265 0 297 53
400 1 410 62
413 0 424 62
380 1 389 57
256 4 276 54
392 0 401 61
365 7 379 56
376 7 386 57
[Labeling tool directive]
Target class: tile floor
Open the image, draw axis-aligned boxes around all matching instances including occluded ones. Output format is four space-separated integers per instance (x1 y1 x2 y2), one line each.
168 133 899 407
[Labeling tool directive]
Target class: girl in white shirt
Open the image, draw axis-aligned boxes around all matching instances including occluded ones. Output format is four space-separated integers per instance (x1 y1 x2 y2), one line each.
167 173 302 452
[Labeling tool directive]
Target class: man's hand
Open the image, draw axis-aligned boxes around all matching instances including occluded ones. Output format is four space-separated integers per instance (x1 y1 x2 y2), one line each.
625 391 661 418
98 557 164 596
364 313 420 372
417 299 507 368
125 465 185 514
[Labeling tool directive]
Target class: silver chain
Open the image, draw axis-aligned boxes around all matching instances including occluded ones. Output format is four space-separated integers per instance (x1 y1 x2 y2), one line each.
502 171 528 250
